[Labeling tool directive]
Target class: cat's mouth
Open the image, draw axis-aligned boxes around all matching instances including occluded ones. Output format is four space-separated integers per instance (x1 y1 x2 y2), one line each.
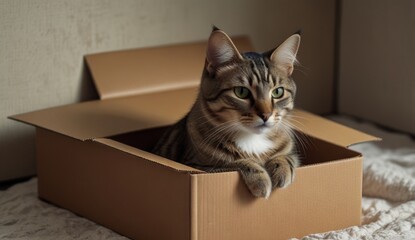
250 122 274 134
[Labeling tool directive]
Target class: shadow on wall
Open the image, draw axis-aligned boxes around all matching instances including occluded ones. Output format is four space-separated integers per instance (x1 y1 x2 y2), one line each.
77 59 100 102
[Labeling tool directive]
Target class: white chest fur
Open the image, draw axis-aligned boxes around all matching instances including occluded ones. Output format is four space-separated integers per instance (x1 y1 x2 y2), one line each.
235 133 274 156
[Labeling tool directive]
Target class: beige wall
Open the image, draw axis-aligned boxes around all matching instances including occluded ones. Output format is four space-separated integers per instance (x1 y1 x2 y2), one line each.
0 0 335 181
339 0 415 134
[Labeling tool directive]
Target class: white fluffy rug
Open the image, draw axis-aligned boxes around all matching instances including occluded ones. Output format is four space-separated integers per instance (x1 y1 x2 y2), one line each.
1 116 414 240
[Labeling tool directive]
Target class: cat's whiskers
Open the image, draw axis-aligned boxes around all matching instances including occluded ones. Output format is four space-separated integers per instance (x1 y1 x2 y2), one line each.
286 115 307 130
284 115 315 150
278 119 313 155
198 120 238 154
201 120 236 142
208 124 239 171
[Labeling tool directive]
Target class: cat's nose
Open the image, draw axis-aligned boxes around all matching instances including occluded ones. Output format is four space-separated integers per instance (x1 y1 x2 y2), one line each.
259 112 271 122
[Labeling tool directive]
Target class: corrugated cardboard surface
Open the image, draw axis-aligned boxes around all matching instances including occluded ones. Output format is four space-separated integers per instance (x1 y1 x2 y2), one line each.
37 128 192 240
191 158 362 240
35 121 366 240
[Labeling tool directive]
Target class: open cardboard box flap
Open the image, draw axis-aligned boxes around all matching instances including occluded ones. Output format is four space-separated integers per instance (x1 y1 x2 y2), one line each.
86 37 253 100
10 87 198 141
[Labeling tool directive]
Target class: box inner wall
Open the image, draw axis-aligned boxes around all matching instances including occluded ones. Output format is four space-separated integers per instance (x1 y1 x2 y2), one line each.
109 126 359 167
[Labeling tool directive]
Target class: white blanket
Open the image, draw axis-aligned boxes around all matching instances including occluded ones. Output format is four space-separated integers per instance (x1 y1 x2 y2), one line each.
1 116 414 239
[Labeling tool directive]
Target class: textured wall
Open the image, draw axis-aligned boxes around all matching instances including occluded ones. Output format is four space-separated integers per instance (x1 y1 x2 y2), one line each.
0 0 335 181
339 0 415 134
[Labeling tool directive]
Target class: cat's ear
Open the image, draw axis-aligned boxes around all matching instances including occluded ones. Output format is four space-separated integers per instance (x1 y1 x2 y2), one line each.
206 28 243 74
269 34 301 77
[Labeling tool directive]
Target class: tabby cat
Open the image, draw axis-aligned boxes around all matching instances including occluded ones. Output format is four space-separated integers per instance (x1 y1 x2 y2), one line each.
152 27 301 198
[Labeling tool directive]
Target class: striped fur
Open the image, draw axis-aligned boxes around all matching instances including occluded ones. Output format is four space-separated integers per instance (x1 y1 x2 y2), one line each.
152 28 301 198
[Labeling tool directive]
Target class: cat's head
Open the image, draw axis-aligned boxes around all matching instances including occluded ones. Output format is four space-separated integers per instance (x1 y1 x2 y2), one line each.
200 28 301 135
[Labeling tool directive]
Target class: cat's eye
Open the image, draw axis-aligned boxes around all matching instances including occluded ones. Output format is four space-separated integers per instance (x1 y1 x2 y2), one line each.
272 87 285 99
234 87 250 99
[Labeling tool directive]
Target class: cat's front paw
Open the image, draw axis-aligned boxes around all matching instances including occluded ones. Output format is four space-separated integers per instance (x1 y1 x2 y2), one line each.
265 156 297 189
241 168 272 198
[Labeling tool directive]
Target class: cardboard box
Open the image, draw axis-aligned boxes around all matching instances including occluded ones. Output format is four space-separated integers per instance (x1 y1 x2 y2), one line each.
10 37 379 240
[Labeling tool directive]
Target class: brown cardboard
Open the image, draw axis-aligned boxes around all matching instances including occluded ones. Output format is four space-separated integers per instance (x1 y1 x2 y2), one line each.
87 36 252 100
10 38 379 240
